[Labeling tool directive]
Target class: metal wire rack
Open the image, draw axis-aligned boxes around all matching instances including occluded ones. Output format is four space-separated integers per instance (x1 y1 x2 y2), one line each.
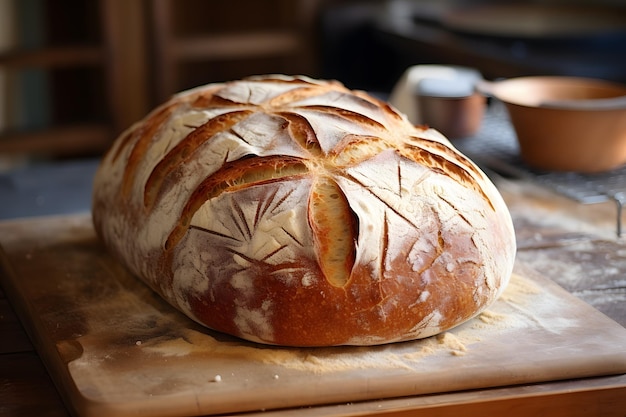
454 103 626 237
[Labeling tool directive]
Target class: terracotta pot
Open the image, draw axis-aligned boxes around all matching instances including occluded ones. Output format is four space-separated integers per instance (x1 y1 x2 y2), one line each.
416 76 486 139
417 93 486 139
478 76 626 173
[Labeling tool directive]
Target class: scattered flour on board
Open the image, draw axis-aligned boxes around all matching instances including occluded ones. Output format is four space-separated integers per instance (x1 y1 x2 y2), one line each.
469 273 543 331
139 273 570 374
142 328 476 373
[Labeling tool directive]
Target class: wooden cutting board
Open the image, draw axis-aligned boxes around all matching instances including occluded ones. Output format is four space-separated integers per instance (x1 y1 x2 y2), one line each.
1 213 626 417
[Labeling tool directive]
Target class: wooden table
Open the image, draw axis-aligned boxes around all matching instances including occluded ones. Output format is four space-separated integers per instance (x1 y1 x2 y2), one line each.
1 174 625 417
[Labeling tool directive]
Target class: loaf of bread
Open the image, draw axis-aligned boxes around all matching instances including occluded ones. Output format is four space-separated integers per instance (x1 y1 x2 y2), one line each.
92 75 516 347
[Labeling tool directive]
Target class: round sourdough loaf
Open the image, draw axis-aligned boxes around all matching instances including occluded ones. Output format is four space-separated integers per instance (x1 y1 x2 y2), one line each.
92 75 516 347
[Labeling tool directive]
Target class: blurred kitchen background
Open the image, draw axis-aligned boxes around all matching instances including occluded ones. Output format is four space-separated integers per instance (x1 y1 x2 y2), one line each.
0 0 625 217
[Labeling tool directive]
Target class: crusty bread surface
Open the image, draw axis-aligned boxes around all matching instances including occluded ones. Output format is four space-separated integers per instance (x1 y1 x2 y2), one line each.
92 74 516 347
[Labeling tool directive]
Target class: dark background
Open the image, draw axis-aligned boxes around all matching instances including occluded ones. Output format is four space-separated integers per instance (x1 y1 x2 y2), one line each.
1 0 625 162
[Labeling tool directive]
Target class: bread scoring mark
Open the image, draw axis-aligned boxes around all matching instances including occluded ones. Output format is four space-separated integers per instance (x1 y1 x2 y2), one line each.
380 211 390 281
397 163 403 198
164 156 309 251
413 136 484 179
402 205 445 277
280 226 304 247
260 188 306 244
253 187 279 230
430 213 446 274
330 135 391 167
187 187 305 251
227 244 290 265
277 112 322 155
438 193 481 232
190 92 244 109
248 74 320 87
268 86 336 108
321 90 386 116
301 105 386 132
308 176 357 288
231 198 253 241
267 187 296 217
365 95 405 123
260 244 291 263
188 224 242 243
143 110 252 209
343 170 424 232
121 104 176 197
225 246 304 275
400 143 494 211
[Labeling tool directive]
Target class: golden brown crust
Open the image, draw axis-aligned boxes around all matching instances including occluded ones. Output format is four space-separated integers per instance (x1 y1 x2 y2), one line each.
92 75 516 347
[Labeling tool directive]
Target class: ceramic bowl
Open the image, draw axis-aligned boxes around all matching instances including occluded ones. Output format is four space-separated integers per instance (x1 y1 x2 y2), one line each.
478 76 626 173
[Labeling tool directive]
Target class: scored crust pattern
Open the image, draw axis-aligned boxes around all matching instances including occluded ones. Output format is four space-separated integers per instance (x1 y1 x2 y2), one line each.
93 75 516 346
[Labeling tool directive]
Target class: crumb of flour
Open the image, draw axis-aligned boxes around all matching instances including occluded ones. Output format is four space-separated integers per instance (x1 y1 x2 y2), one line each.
436 332 467 356
401 344 437 362
478 310 508 325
